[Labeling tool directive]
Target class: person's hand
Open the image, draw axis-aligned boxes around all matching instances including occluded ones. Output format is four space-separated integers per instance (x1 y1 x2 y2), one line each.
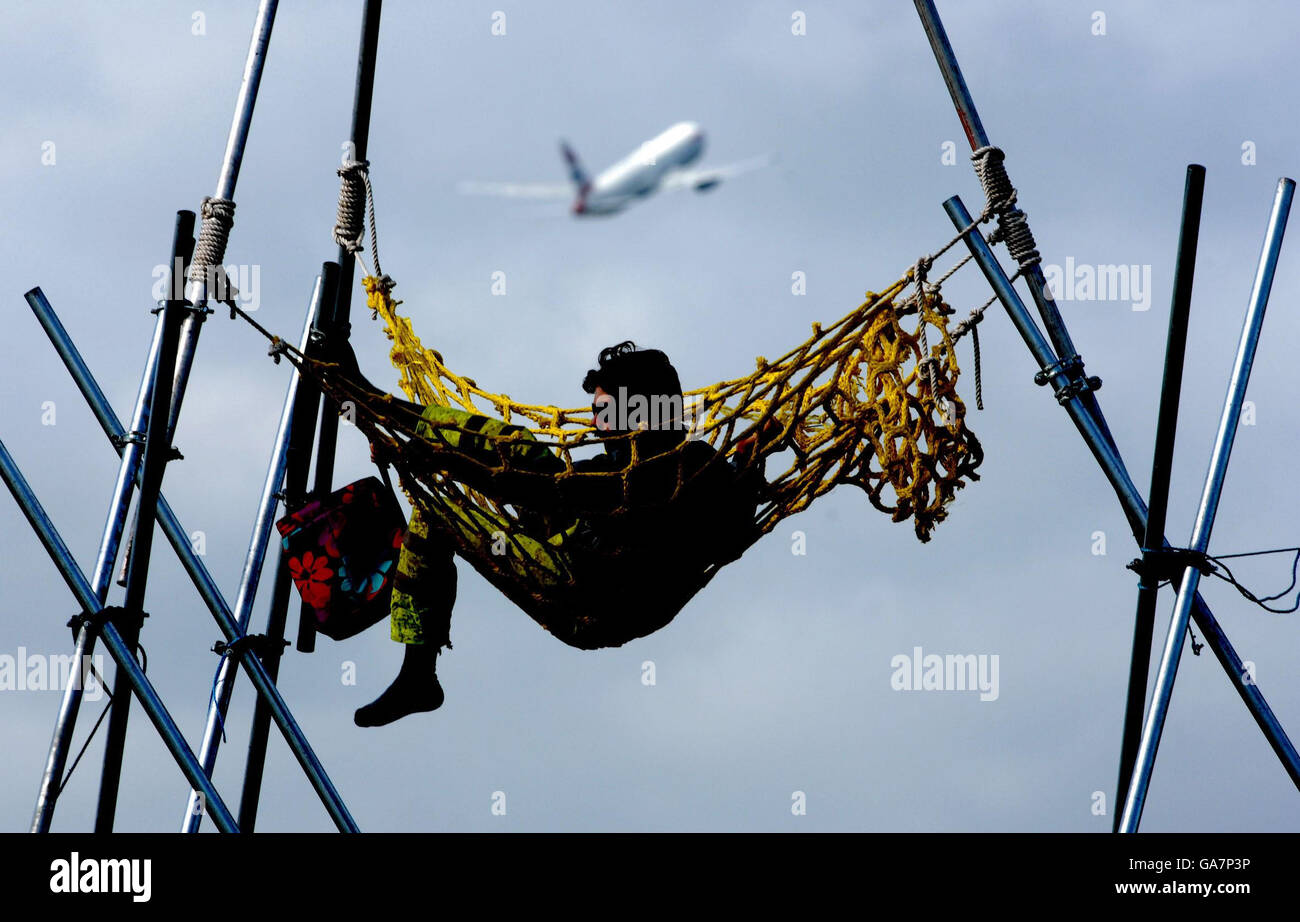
370 439 399 467
735 417 782 456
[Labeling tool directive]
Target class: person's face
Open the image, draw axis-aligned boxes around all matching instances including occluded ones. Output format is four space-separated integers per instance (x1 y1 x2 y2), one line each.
592 385 615 432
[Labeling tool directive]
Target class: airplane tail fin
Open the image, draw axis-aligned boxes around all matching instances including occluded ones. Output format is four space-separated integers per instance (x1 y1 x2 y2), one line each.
560 140 592 212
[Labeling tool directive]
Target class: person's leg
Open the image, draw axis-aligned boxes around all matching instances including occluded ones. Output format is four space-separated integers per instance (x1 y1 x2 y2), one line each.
417 404 564 474
355 403 572 726
354 504 456 727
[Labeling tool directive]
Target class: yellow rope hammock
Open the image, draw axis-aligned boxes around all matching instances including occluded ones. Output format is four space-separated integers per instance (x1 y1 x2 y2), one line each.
264 263 984 644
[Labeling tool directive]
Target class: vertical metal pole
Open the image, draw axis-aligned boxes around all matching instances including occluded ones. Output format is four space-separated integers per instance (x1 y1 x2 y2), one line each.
1113 165 1204 831
1119 178 1294 832
240 261 337 831
0 441 238 832
23 291 359 832
301 0 383 653
913 0 1119 456
180 275 323 831
94 211 195 833
944 193 1300 793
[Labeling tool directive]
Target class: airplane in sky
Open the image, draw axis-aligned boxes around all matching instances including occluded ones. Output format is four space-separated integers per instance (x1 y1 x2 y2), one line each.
457 121 771 217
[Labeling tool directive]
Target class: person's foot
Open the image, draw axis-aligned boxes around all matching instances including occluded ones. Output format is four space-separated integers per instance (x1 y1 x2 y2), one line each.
354 670 444 727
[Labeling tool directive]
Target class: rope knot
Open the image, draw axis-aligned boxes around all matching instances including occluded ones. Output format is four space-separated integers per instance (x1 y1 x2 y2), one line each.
971 146 1013 212
188 196 237 298
334 159 371 253
971 145 1040 273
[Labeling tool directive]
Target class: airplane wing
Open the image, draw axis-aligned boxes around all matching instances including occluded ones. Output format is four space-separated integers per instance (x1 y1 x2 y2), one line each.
456 180 573 199
661 154 774 192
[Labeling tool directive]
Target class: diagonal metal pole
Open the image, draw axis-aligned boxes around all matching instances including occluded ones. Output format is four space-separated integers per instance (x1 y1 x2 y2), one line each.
944 192 1300 797
239 261 337 831
300 0 383 653
28 308 164 832
180 275 323 831
1119 178 1295 832
913 0 1119 456
165 0 278 437
22 287 359 833
29 0 278 834
94 210 195 833
1112 165 1205 831
120 0 277 573
0 440 238 832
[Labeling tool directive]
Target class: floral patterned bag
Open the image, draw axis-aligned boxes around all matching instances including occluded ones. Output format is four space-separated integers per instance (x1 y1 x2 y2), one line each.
275 470 406 641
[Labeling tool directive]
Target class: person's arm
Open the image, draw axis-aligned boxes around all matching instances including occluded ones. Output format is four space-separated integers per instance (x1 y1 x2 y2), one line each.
399 413 627 516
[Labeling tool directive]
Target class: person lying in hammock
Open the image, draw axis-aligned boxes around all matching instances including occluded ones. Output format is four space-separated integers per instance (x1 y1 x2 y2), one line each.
326 338 772 726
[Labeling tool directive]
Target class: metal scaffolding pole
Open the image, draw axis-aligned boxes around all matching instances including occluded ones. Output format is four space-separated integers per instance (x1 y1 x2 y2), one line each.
918 0 1300 818
943 193 1300 798
0 440 238 833
180 276 324 831
29 308 164 833
239 261 338 831
29 0 279 833
166 0 279 437
22 287 358 833
300 0 383 653
913 0 1119 456
1113 165 1205 831
94 210 195 832
1118 178 1295 832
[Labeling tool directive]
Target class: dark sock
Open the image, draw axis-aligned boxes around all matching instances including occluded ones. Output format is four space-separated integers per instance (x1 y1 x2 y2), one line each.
354 644 444 727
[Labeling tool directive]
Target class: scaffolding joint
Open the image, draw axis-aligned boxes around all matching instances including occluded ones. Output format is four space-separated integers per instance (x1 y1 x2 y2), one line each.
67 606 148 644
1054 374 1103 405
212 633 288 662
150 301 207 318
110 431 146 451
1126 547 1216 585
1033 353 1102 404
274 487 306 510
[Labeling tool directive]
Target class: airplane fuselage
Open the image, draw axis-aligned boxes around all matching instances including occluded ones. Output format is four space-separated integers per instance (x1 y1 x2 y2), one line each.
576 121 705 215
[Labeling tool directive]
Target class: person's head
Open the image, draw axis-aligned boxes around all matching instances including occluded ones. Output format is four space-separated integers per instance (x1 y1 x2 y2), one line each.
582 341 685 442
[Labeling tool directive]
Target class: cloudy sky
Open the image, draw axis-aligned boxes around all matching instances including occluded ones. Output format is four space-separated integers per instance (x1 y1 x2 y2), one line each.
2 0 1298 832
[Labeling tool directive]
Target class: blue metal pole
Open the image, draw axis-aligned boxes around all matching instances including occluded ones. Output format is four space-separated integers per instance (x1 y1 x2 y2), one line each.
914 0 1119 457
0 439 238 832
27 297 165 832
240 261 339 830
1113 165 1205 831
181 276 322 830
90 316 164 596
23 287 360 833
1119 178 1295 832
95 210 196 833
944 193 1300 799
28 0 280 834
167 0 279 437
